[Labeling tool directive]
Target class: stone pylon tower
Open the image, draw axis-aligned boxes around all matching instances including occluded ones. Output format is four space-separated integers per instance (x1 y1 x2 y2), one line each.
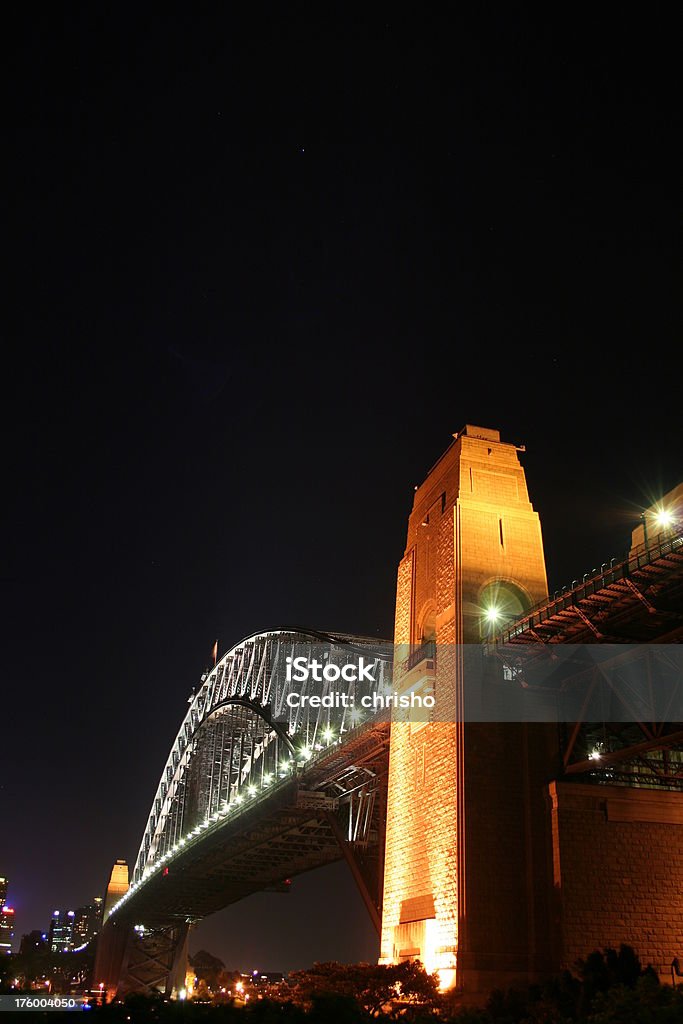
102 860 129 922
380 425 555 994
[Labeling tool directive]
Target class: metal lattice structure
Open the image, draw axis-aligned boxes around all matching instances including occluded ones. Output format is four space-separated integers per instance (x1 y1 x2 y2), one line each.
121 629 391 907
487 527 683 791
95 629 393 998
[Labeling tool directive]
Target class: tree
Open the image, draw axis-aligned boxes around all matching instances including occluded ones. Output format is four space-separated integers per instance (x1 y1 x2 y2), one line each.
189 947 226 991
575 944 645 1017
288 960 440 1018
587 972 683 1024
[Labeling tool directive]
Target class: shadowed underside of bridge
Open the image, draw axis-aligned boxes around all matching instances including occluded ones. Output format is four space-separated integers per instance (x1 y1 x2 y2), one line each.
114 718 389 924
487 527 683 785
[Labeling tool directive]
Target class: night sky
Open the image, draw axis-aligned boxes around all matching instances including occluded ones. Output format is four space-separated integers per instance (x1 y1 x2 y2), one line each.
3 10 680 973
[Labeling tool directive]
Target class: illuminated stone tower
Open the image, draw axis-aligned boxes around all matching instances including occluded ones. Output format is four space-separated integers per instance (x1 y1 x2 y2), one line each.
380 425 554 994
103 860 129 922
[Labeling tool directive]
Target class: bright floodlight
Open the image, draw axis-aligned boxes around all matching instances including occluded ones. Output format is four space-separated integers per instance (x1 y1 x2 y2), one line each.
484 606 501 623
322 728 334 742
654 509 674 529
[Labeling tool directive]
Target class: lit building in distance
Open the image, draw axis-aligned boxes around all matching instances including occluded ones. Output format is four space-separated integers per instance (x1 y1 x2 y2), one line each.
72 898 104 947
0 908 15 954
48 910 75 953
0 876 14 954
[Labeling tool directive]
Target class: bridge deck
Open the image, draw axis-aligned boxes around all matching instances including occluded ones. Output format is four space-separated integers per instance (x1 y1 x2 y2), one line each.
112 718 390 925
491 529 683 648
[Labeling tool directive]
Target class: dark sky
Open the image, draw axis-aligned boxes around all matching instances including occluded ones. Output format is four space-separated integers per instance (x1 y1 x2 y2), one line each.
2 9 680 973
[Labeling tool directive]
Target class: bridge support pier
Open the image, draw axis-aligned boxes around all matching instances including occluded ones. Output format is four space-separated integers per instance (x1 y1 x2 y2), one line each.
118 921 190 999
94 918 190 1001
381 426 551 994
92 916 130 1004
325 810 383 935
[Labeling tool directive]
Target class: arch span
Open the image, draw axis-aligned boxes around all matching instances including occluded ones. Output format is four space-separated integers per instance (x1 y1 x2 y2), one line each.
126 628 391 897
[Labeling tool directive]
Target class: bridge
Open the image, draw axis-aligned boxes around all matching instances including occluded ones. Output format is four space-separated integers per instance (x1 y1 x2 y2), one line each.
95 525 683 998
94 428 683 999
95 629 394 997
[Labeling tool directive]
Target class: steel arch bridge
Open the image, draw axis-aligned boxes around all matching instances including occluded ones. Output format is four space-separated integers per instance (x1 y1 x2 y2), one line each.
95 628 393 998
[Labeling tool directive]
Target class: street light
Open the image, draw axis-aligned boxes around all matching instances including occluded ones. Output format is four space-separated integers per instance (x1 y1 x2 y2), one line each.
655 509 675 530
484 606 501 624
641 503 678 549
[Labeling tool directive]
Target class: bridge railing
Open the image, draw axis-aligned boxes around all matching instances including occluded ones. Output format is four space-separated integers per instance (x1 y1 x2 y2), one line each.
494 527 683 643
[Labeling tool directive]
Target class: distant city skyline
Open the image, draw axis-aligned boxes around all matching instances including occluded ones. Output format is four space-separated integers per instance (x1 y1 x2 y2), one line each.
0 876 103 957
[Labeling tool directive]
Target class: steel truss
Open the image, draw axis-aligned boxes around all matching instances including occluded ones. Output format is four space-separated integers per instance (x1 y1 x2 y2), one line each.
491 528 683 647
490 643 683 791
485 527 683 791
117 922 189 998
99 631 392 997
130 629 391 889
